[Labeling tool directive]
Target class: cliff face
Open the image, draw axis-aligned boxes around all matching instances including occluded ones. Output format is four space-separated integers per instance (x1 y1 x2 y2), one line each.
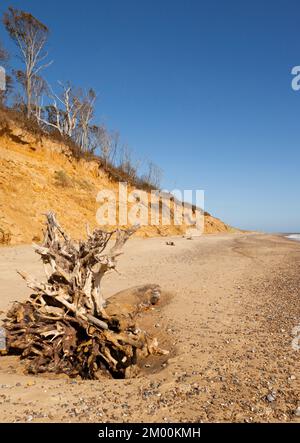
0 113 235 245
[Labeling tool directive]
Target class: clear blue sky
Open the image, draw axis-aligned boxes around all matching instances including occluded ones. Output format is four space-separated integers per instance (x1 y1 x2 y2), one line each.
1 0 300 232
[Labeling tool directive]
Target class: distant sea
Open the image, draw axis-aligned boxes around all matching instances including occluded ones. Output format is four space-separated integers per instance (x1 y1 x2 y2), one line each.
286 234 300 242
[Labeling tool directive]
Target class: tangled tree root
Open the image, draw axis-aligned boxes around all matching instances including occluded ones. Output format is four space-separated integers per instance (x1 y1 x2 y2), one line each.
2 212 167 379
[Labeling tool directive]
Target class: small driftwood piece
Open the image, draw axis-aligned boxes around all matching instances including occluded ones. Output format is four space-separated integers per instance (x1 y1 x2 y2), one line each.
2 212 165 379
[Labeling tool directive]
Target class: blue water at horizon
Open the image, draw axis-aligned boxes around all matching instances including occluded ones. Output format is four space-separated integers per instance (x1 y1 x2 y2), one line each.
286 234 300 242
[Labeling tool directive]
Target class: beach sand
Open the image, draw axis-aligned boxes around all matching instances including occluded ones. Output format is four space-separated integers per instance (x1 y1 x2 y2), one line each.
0 232 299 422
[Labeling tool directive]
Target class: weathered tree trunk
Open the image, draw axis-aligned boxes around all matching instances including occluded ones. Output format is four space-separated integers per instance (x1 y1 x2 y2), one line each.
2 212 166 379
26 75 32 118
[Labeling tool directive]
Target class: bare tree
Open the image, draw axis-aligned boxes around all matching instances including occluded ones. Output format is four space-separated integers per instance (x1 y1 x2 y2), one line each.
90 127 121 166
13 69 47 119
57 83 82 138
3 7 52 118
76 88 96 152
39 81 82 137
89 124 108 157
43 102 63 135
108 130 121 166
40 83 97 153
143 161 163 189
119 144 141 181
31 74 48 121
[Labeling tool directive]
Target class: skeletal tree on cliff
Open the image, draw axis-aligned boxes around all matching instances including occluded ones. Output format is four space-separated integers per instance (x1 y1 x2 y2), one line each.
89 124 107 156
31 74 48 121
39 82 83 138
75 88 96 152
89 126 120 166
105 130 120 166
118 144 141 182
14 69 48 120
143 161 163 189
3 7 52 118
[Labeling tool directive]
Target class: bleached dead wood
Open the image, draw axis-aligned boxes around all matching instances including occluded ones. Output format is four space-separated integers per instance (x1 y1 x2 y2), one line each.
2 212 166 379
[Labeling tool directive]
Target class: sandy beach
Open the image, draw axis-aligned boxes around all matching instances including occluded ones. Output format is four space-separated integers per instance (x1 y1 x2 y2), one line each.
0 232 299 423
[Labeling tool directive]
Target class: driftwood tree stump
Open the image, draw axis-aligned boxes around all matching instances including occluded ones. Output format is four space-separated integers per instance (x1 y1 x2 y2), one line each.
2 212 166 379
